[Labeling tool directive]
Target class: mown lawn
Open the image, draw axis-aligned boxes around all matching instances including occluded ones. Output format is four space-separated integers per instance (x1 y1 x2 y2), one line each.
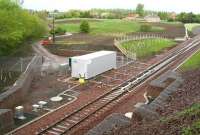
57 19 164 36
180 50 200 71
120 38 176 58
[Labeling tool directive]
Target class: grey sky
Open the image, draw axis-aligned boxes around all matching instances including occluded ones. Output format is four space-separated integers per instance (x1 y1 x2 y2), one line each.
23 0 200 13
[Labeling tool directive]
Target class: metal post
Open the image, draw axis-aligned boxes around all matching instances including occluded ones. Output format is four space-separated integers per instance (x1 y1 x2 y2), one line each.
52 12 55 43
20 58 23 72
0 69 3 81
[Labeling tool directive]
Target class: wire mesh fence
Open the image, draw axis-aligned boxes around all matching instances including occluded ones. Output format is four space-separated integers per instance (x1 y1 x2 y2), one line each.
114 34 166 59
0 56 34 92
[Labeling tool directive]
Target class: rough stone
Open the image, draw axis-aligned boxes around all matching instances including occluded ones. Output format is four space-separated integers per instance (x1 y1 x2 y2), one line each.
86 113 131 135
0 109 14 134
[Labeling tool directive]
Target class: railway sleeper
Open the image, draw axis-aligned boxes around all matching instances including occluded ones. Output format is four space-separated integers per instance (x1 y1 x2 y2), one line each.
47 130 60 135
84 109 93 113
52 128 65 133
62 122 71 127
66 119 77 124
99 100 108 105
83 112 90 115
103 97 115 101
106 94 119 98
112 91 124 95
57 125 68 130
91 104 102 109
70 116 80 121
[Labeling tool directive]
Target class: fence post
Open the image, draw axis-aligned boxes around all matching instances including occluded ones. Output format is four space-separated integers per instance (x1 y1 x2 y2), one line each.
20 58 23 72
0 69 3 81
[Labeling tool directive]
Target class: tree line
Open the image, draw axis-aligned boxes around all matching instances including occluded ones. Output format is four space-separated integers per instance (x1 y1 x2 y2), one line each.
52 5 200 24
0 0 47 56
53 9 135 19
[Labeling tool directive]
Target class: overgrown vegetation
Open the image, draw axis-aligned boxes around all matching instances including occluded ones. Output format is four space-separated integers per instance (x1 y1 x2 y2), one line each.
50 27 66 35
180 50 200 71
176 103 200 135
0 0 47 56
53 9 135 19
161 103 200 135
136 3 144 17
121 38 176 58
182 121 200 135
177 12 200 23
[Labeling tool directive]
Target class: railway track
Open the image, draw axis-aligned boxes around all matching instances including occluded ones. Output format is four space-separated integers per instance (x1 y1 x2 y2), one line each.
36 37 200 135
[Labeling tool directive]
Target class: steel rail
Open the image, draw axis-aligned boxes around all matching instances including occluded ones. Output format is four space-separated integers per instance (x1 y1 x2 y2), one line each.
37 38 200 135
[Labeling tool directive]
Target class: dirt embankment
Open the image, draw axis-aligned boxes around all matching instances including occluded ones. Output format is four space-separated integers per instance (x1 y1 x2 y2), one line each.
46 22 185 57
107 69 200 135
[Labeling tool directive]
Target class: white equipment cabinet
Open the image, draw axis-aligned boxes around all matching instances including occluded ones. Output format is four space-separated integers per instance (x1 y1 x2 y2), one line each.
71 51 117 79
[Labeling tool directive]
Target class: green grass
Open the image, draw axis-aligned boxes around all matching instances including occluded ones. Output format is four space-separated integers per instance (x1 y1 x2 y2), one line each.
185 23 200 32
57 19 164 36
159 103 200 135
178 103 200 117
180 104 200 135
120 38 176 58
180 50 200 71
182 121 200 135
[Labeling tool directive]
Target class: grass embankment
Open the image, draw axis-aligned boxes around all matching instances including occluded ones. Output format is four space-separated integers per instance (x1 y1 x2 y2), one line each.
57 19 164 36
185 23 200 32
162 103 200 135
120 38 176 58
180 50 200 71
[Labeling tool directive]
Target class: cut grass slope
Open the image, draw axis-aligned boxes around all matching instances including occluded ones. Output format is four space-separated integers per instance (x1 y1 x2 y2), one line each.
120 38 176 58
58 19 164 36
181 49 200 71
185 23 200 32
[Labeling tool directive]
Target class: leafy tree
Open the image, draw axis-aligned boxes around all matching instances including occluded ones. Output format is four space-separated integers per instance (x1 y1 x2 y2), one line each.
80 11 91 18
136 4 145 17
176 12 200 23
80 21 90 33
50 27 66 35
158 12 169 20
0 0 47 56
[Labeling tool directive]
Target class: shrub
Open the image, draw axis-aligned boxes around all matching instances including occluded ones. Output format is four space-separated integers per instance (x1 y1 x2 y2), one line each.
168 18 175 22
140 24 152 32
80 21 90 33
50 27 66 35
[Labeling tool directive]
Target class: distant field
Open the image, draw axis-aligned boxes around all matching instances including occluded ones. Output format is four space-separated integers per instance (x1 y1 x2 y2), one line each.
185 23 200 31
57 19 164 36
180 49 200 71
120 38 176 58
